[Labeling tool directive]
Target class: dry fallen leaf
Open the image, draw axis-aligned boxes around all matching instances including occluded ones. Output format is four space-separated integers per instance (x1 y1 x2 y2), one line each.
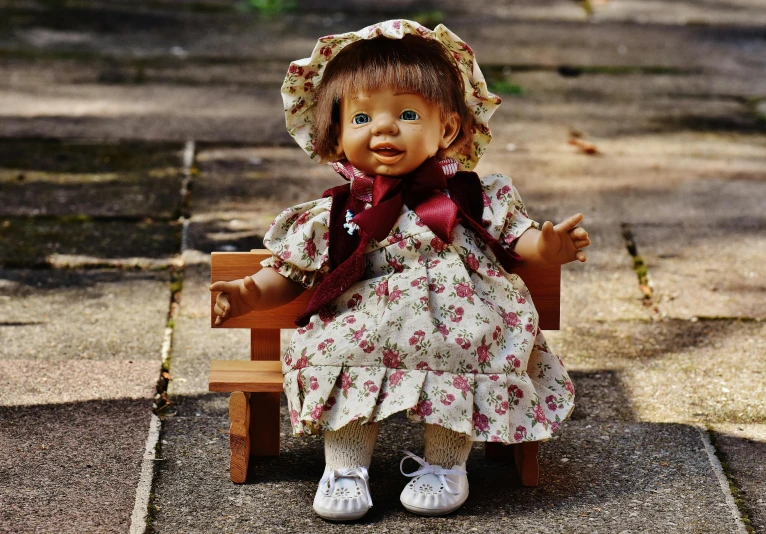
568 138 601 155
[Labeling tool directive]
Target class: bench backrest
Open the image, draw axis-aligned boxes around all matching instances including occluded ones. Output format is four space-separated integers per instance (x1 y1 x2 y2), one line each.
211 250 560 333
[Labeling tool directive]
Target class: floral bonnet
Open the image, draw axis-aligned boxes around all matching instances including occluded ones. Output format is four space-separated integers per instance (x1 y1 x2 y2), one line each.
282 19 501 171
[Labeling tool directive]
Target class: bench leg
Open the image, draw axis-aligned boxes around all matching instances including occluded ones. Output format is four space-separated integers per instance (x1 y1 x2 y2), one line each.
229 391 250 483
248 392 281 457
484 441 540 487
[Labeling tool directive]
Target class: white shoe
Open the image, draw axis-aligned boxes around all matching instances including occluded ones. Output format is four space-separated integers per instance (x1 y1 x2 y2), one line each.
313 465 373 521
399 451 469 516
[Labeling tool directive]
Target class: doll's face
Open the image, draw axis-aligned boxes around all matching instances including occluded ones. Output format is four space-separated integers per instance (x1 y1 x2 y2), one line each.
336 88 459 176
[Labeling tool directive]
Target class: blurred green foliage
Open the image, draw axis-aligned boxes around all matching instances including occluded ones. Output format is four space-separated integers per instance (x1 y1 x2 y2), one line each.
487 80 524 95
240 0 296 15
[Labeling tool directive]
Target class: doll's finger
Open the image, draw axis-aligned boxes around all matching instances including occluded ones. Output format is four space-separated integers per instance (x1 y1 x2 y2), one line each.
575 250 587 262
215 296 230 318
209 281 227 292
243 275 257 292
215 293 230 312
554 213 584 233
574 238 591 249
570 227 588 240
210 280 238 293
541 221 555 239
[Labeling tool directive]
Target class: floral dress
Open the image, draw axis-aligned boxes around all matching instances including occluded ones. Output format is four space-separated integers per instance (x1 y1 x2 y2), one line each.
262 173 575 443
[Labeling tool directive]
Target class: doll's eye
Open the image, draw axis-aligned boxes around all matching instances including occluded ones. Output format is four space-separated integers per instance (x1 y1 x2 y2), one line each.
353 113 370 125
400 110 419 121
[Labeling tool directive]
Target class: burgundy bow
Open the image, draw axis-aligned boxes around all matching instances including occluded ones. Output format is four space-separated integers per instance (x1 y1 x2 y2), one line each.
352 157 458 243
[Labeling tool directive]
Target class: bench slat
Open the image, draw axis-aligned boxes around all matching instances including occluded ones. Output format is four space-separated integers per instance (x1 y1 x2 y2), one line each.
209 360 283 392
211 250 560 330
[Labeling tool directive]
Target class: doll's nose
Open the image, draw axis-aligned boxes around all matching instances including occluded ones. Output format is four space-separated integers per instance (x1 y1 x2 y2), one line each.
371 113 398 135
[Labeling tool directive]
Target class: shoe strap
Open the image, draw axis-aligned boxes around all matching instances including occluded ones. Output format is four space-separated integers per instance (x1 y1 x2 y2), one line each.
319 466 372 507
399 450 466 495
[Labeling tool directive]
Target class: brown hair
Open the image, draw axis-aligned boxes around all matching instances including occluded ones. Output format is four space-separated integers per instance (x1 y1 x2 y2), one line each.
312 34 476 160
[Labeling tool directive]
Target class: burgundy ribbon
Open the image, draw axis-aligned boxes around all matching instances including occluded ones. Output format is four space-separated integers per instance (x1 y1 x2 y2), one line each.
351 157 458 243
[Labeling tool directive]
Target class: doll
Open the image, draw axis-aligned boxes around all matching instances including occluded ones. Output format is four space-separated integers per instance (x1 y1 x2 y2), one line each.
210 20 589 521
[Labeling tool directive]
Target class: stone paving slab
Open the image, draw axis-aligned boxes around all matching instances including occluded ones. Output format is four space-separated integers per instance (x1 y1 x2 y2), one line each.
194 146 341 213
0 399 154 534
0 84 290 144
152 396 741 533
0 269 170 360
0 54 291 88
508 71 766 103
488 99 764 144
0 140 184 218
710 423 766 533
187 146 343 253
0 359 158 406
0 217 181 268
185 213 271 255
549 320 766 426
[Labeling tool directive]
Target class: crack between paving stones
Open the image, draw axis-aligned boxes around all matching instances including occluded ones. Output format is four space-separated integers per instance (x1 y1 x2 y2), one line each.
132 140 196 534
620 222 663 320
129 413 161 534
698 426 754 534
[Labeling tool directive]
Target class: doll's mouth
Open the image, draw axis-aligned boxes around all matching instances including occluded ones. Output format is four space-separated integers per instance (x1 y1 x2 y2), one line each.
371 145 404 164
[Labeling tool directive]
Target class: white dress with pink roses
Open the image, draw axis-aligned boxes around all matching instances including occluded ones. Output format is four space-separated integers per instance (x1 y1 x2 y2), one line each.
262 173 575 443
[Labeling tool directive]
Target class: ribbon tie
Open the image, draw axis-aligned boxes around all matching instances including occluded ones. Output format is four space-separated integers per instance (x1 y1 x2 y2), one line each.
319 466 372 506
399 450 466 495
351 157 458 244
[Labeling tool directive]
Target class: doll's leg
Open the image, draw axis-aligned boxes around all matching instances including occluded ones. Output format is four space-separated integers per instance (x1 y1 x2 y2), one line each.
399 423 471 516
424 423 473 467
325 419 380 469
313 420 379 521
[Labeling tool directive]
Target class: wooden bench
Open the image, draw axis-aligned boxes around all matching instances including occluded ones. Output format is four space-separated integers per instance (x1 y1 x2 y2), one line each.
209 249 560 485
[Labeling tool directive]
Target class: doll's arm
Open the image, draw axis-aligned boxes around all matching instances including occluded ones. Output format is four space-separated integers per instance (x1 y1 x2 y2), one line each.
209 267 305 326
514 213 590 266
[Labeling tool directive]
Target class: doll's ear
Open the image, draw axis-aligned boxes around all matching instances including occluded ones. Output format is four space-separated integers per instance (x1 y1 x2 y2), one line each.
439 112 461 150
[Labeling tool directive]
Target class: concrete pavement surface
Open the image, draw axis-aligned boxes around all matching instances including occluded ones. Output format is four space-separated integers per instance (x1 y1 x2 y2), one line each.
1 1 763 533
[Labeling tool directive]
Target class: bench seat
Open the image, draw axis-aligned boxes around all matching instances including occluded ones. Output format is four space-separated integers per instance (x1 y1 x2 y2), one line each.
209 360 282 393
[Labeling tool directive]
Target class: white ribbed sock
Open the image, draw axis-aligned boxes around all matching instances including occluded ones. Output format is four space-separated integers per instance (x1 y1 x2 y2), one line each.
324 420 380 469
424 423 473 468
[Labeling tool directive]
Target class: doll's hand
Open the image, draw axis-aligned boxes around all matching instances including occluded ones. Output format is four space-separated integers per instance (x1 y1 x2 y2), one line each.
209 276 261 326
537 213 590 264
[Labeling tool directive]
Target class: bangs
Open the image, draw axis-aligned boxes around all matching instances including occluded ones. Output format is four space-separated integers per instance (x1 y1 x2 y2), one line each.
328 44 453 109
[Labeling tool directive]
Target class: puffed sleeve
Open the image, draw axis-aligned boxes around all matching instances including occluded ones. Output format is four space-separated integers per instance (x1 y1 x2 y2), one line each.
260 197 332 289
481 174 539 249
